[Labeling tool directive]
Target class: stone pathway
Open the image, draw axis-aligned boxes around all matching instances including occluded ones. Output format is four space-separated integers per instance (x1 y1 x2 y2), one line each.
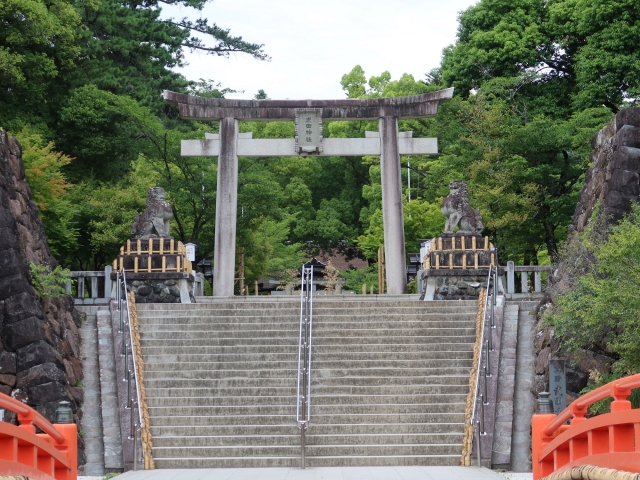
97 309 124 470
491 303 519 467
79 311 106 476
112 466 508 480
510 303 538 472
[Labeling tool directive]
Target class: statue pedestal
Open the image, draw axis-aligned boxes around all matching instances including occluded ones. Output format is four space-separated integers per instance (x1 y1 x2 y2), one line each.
421 234 498 300
111 238 195 303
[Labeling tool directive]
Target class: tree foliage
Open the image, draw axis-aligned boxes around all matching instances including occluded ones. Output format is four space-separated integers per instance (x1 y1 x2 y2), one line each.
2 0 639 298
548 204 640 374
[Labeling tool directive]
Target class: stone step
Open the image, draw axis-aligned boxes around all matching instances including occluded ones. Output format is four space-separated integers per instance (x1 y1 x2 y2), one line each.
144 359 472 371
152 454 460 468
144 368 298 380
312 375 470 387
151 443 462 458
150 422 464 437
138 317 475 329
147 393 466 407
145 378 297 388
144 366 472 380
140 336 474 346
145 384 469 398
140 305 477 323
148 402 464 417
144 374 468 389
140 343 474 355
140 327 475 339
152 432 463 448
140 337 298 346
150 412 464 427
142 350 473 364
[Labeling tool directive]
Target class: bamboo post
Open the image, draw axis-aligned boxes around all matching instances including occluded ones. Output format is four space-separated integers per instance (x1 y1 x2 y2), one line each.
245 286 249 295
471 237 476 250
438 237 443 251
484 236 489 250
177 255 181 272
435 254 440 269
170 239 174 254
378 247 382 294
127 240 131 255
370 285 374 295
449 253 453 269
162 256 166 272
461 236 466 250
148 238 153 254
147 255 151 273
159 239 164 255
134 257 139 273
462 254 467 269
137 239 141 254
362 284 367 295
474 253 478 269
377 246 385 295
238 248 245 295
255 280 259 296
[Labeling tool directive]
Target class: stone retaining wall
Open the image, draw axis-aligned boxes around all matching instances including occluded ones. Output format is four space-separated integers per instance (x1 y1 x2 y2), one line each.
0 130 86 466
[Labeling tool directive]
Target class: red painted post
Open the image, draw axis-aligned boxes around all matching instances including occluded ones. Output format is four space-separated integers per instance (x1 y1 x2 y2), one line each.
532 413 556 480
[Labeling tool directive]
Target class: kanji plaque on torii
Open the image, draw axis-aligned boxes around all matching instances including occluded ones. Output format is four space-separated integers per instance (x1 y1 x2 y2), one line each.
164 88 454 296
295 108 323 154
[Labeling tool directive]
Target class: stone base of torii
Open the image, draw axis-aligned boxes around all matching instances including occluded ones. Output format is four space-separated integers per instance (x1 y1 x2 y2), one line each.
163 89 454 296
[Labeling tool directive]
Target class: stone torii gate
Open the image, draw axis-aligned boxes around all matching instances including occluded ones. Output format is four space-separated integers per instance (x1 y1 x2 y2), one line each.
163 88 453 296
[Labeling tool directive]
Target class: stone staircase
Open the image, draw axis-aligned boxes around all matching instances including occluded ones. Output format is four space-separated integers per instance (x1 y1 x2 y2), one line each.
136 296 478 468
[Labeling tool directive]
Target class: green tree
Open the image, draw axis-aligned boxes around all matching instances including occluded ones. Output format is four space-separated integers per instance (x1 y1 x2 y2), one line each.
549 204 640 374
15 127 78 261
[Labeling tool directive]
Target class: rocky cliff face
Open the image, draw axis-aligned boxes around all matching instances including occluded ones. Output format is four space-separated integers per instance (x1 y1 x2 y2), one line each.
534 108 640 402
572 108 640 232
0 130 85 463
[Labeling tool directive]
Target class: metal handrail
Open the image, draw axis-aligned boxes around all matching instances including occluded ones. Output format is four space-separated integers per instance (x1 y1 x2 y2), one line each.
470 263 495 465
118 268 143 469
296 265 314 469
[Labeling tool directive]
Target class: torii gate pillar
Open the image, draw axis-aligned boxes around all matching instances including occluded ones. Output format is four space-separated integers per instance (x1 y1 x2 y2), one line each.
214 117 239 297
379 116 407 295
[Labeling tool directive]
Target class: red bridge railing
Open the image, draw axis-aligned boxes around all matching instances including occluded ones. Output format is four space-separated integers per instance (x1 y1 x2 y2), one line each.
0 392 77 480
532 373 640 480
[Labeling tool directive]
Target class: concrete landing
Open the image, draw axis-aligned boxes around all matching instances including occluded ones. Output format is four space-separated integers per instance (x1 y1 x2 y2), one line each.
116 466 506 480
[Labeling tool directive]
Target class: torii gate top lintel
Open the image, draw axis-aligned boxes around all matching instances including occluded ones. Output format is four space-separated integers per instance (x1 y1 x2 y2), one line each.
162 88 454 121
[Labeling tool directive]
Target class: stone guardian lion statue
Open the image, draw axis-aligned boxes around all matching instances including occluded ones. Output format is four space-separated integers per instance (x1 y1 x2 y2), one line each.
440 181 484 234
130 187 173 239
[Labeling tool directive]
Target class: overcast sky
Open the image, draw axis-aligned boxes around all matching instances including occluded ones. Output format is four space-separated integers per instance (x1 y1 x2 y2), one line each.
166 0 478 100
